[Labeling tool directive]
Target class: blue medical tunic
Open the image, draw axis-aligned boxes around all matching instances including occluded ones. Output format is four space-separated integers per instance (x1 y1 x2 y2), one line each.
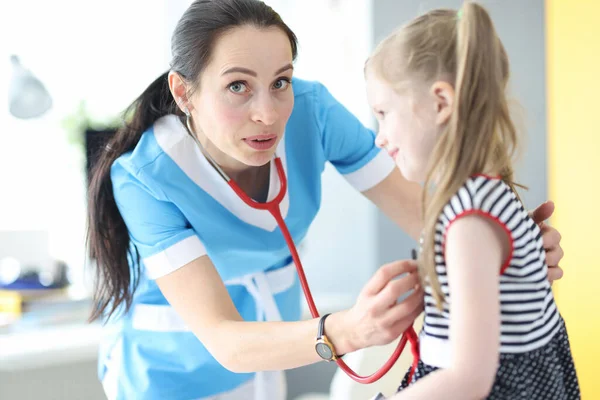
100 78 394 399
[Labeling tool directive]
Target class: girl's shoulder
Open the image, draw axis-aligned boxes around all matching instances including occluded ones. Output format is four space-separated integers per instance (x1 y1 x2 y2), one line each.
440 175 522 224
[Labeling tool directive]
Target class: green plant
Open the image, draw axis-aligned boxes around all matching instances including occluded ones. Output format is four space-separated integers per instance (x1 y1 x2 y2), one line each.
61 100 123 148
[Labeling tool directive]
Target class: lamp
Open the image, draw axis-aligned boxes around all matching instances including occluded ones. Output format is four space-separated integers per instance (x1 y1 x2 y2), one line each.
8 55 52 119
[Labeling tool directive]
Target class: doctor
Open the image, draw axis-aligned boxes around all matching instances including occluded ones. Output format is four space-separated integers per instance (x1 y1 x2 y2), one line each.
86 0 565 399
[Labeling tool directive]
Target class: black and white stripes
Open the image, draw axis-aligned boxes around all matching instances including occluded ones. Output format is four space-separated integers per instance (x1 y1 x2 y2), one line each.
421 175 560 367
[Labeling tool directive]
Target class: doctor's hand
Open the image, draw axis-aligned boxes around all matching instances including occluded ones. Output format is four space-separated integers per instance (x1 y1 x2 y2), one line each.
530 201 564 283
344 260 424 352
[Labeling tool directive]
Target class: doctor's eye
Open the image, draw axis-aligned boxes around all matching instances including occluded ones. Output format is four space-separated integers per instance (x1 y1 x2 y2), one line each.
272 77 291 90
228 81 249 94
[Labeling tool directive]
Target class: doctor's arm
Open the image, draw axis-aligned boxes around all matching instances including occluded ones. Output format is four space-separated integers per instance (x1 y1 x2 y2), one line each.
389 215 503 400
362 167 422 240
156 255 423 373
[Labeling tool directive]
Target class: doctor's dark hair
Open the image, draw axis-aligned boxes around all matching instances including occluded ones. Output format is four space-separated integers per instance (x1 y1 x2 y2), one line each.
87 0 298 322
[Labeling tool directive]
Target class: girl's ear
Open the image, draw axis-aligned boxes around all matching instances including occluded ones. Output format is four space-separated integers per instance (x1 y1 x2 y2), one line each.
430 81 454 126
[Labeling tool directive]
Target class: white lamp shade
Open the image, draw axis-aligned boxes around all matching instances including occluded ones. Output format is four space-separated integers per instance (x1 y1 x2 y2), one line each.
9 55 52 119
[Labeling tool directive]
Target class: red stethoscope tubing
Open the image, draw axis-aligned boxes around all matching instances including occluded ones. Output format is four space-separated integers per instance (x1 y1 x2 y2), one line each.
228 157 420 384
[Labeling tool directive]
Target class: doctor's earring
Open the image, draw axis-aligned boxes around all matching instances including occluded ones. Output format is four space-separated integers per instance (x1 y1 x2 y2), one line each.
177 99 191 117
184 107 197 138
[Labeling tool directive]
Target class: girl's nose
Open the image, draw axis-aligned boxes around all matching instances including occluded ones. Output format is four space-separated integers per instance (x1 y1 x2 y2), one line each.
375 132 387 148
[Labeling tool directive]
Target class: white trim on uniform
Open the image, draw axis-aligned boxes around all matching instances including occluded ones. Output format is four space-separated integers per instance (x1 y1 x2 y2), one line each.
153 115 289 232
342 150 395 192
143 235 207 279
131 261 297 332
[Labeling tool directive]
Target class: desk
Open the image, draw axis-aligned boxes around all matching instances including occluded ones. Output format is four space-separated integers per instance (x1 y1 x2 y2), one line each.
0 322 103 371
0 323 105 400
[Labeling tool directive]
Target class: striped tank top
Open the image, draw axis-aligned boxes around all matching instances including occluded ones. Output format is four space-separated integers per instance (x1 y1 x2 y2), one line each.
420 175 560 367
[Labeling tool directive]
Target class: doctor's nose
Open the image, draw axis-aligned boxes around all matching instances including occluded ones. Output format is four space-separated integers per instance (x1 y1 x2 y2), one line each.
251 95 278 126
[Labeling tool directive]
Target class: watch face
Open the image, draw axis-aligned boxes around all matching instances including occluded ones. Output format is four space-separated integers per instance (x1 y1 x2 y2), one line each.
316 342 333 360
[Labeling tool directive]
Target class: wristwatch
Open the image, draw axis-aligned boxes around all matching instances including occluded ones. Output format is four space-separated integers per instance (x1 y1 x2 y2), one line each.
315 313 341 361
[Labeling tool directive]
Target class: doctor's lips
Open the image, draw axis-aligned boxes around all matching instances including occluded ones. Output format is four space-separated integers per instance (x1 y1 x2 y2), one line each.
243 133 278 150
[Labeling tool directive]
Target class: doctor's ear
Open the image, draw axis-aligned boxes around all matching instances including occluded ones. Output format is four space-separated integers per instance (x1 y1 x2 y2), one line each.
430 81 454 126
168 71 192 115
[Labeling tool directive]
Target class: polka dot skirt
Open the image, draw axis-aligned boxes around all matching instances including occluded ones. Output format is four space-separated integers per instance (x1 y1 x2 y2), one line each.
372 317 580 399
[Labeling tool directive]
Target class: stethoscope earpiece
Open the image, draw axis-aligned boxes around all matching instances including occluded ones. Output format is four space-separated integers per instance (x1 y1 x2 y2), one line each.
184 113 231 182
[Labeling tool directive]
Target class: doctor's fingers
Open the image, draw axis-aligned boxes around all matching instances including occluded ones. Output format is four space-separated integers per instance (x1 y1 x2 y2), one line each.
371 270 421 311
379 289 424 329
384 306 424 343
363 260 419 296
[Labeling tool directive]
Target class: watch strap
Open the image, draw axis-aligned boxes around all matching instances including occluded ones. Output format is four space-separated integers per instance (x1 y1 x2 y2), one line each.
317 313 331 339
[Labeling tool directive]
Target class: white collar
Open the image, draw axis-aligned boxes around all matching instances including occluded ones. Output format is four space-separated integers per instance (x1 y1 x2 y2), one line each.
152 115 289 232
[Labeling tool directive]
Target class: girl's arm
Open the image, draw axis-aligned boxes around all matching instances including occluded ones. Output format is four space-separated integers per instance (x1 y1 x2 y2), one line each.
390 214 509 399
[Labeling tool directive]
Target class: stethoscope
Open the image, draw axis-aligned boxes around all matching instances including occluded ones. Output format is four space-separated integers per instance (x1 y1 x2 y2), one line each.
184 114 419 384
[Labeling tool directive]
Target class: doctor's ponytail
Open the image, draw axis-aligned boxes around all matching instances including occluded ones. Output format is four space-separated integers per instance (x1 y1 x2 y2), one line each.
86 71 176 322
87 0 298 322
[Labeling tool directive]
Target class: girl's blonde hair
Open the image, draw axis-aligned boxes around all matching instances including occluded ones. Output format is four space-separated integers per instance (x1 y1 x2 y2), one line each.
368 2 520 308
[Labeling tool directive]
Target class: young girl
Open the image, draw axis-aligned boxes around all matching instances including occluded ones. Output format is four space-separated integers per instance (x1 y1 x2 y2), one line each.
365 3 579 400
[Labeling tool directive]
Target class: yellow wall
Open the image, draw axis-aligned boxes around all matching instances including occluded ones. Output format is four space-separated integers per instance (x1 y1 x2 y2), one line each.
547 0 600 397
